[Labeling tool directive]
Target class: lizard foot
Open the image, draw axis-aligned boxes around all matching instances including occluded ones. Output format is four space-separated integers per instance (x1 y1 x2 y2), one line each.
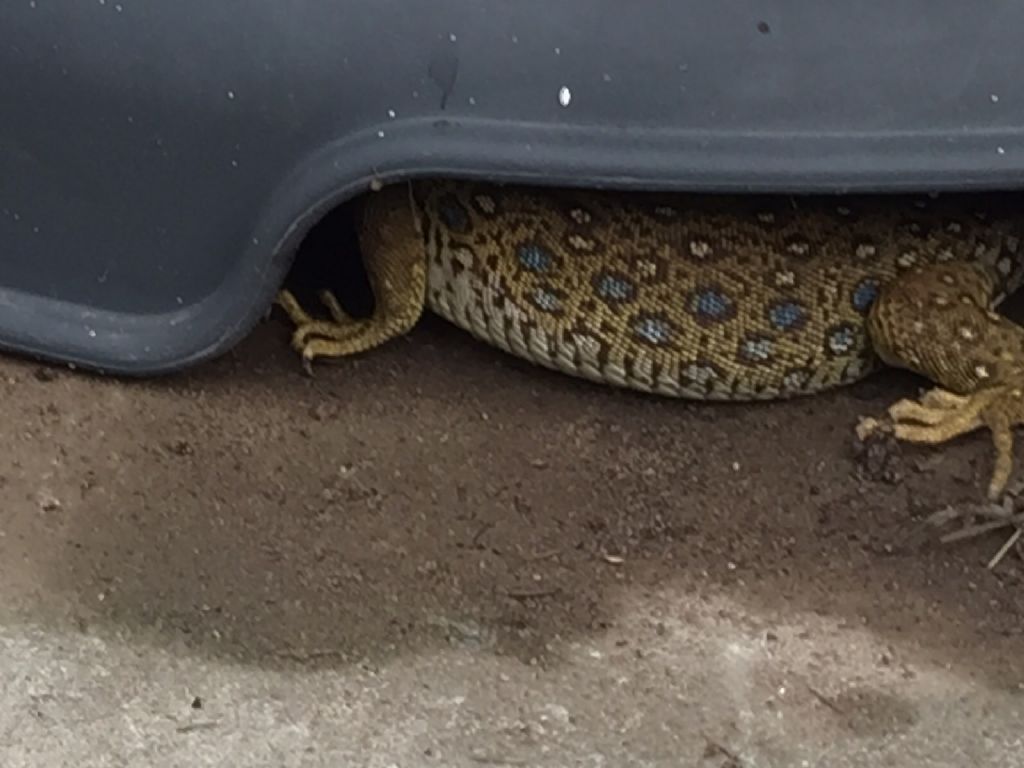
884 385 1024 500
275 288 388 374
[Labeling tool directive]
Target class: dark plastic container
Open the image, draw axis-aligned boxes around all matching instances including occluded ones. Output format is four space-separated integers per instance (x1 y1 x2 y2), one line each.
2 1 1023 374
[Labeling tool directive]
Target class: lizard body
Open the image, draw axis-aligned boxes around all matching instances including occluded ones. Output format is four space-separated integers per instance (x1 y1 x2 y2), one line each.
278 180 1024 497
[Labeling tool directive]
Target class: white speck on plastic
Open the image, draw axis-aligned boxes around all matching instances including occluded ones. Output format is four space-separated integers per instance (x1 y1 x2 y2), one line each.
387 109 396 118
998 146 1006 155
468 96 476 106
114 2 122 11
511 34 519 43
377 129 385 138
230 159 238 167
558 86 572 107
251 237 260 245
448 33 457 42
87 329 97 338
176 296 183 305
554 47 561 55
29 1 36 9
98 0 105 4
226 90 235 100
991 94 1000 103
602 73 612 82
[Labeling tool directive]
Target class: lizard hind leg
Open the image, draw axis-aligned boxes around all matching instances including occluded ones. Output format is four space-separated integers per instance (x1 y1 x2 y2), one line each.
275 288 352 349
275 183 428 373
280 288 357 350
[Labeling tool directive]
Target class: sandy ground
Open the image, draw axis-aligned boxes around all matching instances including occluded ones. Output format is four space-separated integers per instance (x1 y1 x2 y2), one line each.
1 232 1024 765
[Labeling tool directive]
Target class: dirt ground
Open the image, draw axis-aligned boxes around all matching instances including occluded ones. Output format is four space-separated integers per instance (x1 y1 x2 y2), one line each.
1 245 1024 765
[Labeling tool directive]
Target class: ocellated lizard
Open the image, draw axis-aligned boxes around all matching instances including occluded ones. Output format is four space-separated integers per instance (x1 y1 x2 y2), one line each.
277 180 1024 499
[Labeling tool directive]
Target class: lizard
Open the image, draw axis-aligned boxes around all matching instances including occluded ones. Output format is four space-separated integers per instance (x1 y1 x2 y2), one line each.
276 179 1024 499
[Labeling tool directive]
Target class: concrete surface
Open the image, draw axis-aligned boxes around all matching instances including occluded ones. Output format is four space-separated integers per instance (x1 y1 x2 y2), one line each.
1 288 1023 766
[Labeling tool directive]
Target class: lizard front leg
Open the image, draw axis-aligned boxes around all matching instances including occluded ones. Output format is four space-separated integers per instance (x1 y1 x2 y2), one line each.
866 261 1024 498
